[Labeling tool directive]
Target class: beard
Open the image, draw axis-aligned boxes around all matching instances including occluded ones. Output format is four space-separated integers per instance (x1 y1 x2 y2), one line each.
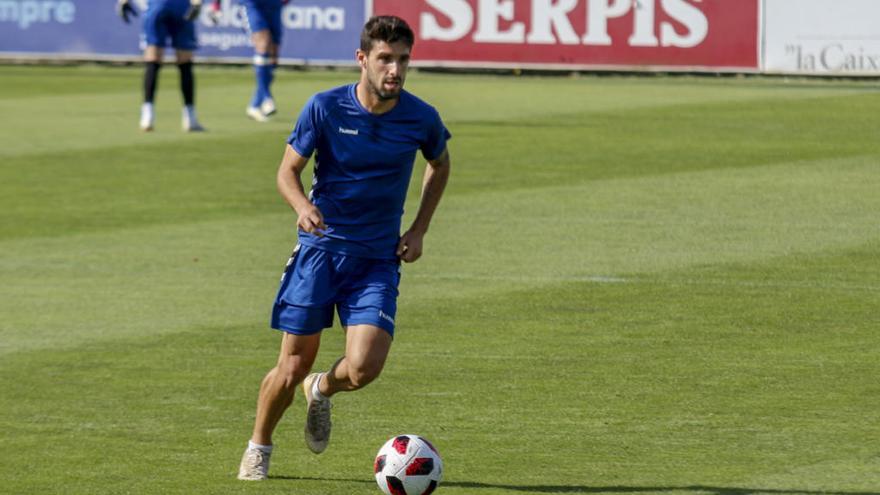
367 74 403 101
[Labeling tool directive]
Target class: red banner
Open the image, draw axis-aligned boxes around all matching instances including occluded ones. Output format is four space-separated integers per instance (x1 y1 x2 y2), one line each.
371 0 759 70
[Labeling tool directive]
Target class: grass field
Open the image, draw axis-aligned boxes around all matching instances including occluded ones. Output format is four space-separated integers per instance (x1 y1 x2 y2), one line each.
1 64 879 495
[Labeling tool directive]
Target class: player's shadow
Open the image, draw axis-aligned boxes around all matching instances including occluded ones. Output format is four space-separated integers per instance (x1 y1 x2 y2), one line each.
442 482 880 495
270 477 879 495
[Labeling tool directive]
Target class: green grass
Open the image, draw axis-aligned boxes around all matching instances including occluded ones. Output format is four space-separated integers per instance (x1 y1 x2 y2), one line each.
1 64 879 494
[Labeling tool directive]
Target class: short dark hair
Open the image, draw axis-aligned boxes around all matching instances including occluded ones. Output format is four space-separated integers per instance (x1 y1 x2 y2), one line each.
360 15 415 53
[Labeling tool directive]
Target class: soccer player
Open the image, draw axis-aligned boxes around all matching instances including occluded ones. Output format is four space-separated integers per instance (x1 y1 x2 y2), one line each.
236 15 452 481
117 0 205 132
213 0 286 122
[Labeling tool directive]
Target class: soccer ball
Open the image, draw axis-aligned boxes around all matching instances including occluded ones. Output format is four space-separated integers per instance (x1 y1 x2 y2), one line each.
374 434 443 495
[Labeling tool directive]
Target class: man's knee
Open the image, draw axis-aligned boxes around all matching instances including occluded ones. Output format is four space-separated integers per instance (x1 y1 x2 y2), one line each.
175 50 193 64
252 30 271 53
143 46 163 62
277 355 312 390
347 361 383 389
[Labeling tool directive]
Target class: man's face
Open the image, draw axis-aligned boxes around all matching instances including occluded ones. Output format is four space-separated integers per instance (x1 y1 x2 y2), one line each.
358 40 411 101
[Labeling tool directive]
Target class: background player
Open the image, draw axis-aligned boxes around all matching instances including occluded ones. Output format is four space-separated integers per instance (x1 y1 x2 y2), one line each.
209 0 286 122
236 15 452 481
117 0 206 132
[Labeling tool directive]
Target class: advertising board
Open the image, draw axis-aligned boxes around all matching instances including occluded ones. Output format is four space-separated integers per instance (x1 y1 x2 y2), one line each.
371 0 760 71
763 0 880 76
0 0 366 63
12 0 877 76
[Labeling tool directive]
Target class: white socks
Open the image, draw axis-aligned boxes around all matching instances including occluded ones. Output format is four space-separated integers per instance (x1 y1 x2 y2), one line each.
312 372 328 402
140 103 154 124
184 105 197 119
248 440 273 454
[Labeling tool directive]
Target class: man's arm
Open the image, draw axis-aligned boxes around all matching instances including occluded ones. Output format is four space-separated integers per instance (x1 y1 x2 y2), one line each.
396 148 451 263
277 144 327 236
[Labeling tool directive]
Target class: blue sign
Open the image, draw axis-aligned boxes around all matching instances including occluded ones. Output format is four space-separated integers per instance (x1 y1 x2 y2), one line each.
0 0 366 63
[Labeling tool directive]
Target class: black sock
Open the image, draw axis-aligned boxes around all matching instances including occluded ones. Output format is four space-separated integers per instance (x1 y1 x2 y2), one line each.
144 61 161 104
178 61 195 107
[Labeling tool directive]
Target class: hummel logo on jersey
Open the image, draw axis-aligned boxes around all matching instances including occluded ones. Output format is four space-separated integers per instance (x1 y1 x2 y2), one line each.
338 127 359 135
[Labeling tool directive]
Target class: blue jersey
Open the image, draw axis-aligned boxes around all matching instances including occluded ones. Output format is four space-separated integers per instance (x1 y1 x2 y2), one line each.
287 84 451 260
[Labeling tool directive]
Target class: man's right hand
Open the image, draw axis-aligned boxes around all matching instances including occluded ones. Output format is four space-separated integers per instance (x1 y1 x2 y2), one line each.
184 0 202 21
296 204 327 237
116 0 138 23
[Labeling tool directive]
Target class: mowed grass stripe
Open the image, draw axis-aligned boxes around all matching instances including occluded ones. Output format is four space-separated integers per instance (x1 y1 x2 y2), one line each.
449 90 878 194
0 131 286 239
425 153 880 280
408 73 880 125
0 85 295 159
0 66 351 158
3 91 878 240
0 65 136 99
2 154 878 355
2 66 877 159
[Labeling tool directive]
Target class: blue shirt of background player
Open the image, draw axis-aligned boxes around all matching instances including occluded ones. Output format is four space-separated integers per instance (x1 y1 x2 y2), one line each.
287 83 451 260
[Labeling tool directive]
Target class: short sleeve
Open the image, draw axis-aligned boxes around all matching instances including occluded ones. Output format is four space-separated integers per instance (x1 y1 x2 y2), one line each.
286 96 322 157
421 107 451 161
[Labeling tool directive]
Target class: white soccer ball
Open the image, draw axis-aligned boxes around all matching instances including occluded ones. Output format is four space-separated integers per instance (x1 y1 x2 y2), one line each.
374 434 443 495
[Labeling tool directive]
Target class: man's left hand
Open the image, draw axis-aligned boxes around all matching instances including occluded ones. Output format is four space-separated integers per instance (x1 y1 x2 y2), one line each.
396 230 424 263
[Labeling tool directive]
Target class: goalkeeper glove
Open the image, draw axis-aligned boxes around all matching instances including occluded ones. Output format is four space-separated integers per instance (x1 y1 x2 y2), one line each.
184 0 202 21
116 0 138 23
207 0 222 24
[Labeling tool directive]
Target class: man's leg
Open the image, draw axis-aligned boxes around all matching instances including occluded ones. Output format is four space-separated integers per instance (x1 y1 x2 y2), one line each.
246 30 273 122
140 46 163 131
326 325 392 394
259 2 283 116
303 325 392 453
174 50 203 132
254 331 322 444
260 42 280 116
239 331 321 480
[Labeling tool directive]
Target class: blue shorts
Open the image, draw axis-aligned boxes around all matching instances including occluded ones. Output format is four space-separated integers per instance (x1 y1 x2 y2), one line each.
271 244 401 337
241 0 283 45
142 0 197 50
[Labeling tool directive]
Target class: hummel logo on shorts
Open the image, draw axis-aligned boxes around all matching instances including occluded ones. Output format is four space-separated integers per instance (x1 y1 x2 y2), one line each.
338 127 359 135
378 310 395 325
